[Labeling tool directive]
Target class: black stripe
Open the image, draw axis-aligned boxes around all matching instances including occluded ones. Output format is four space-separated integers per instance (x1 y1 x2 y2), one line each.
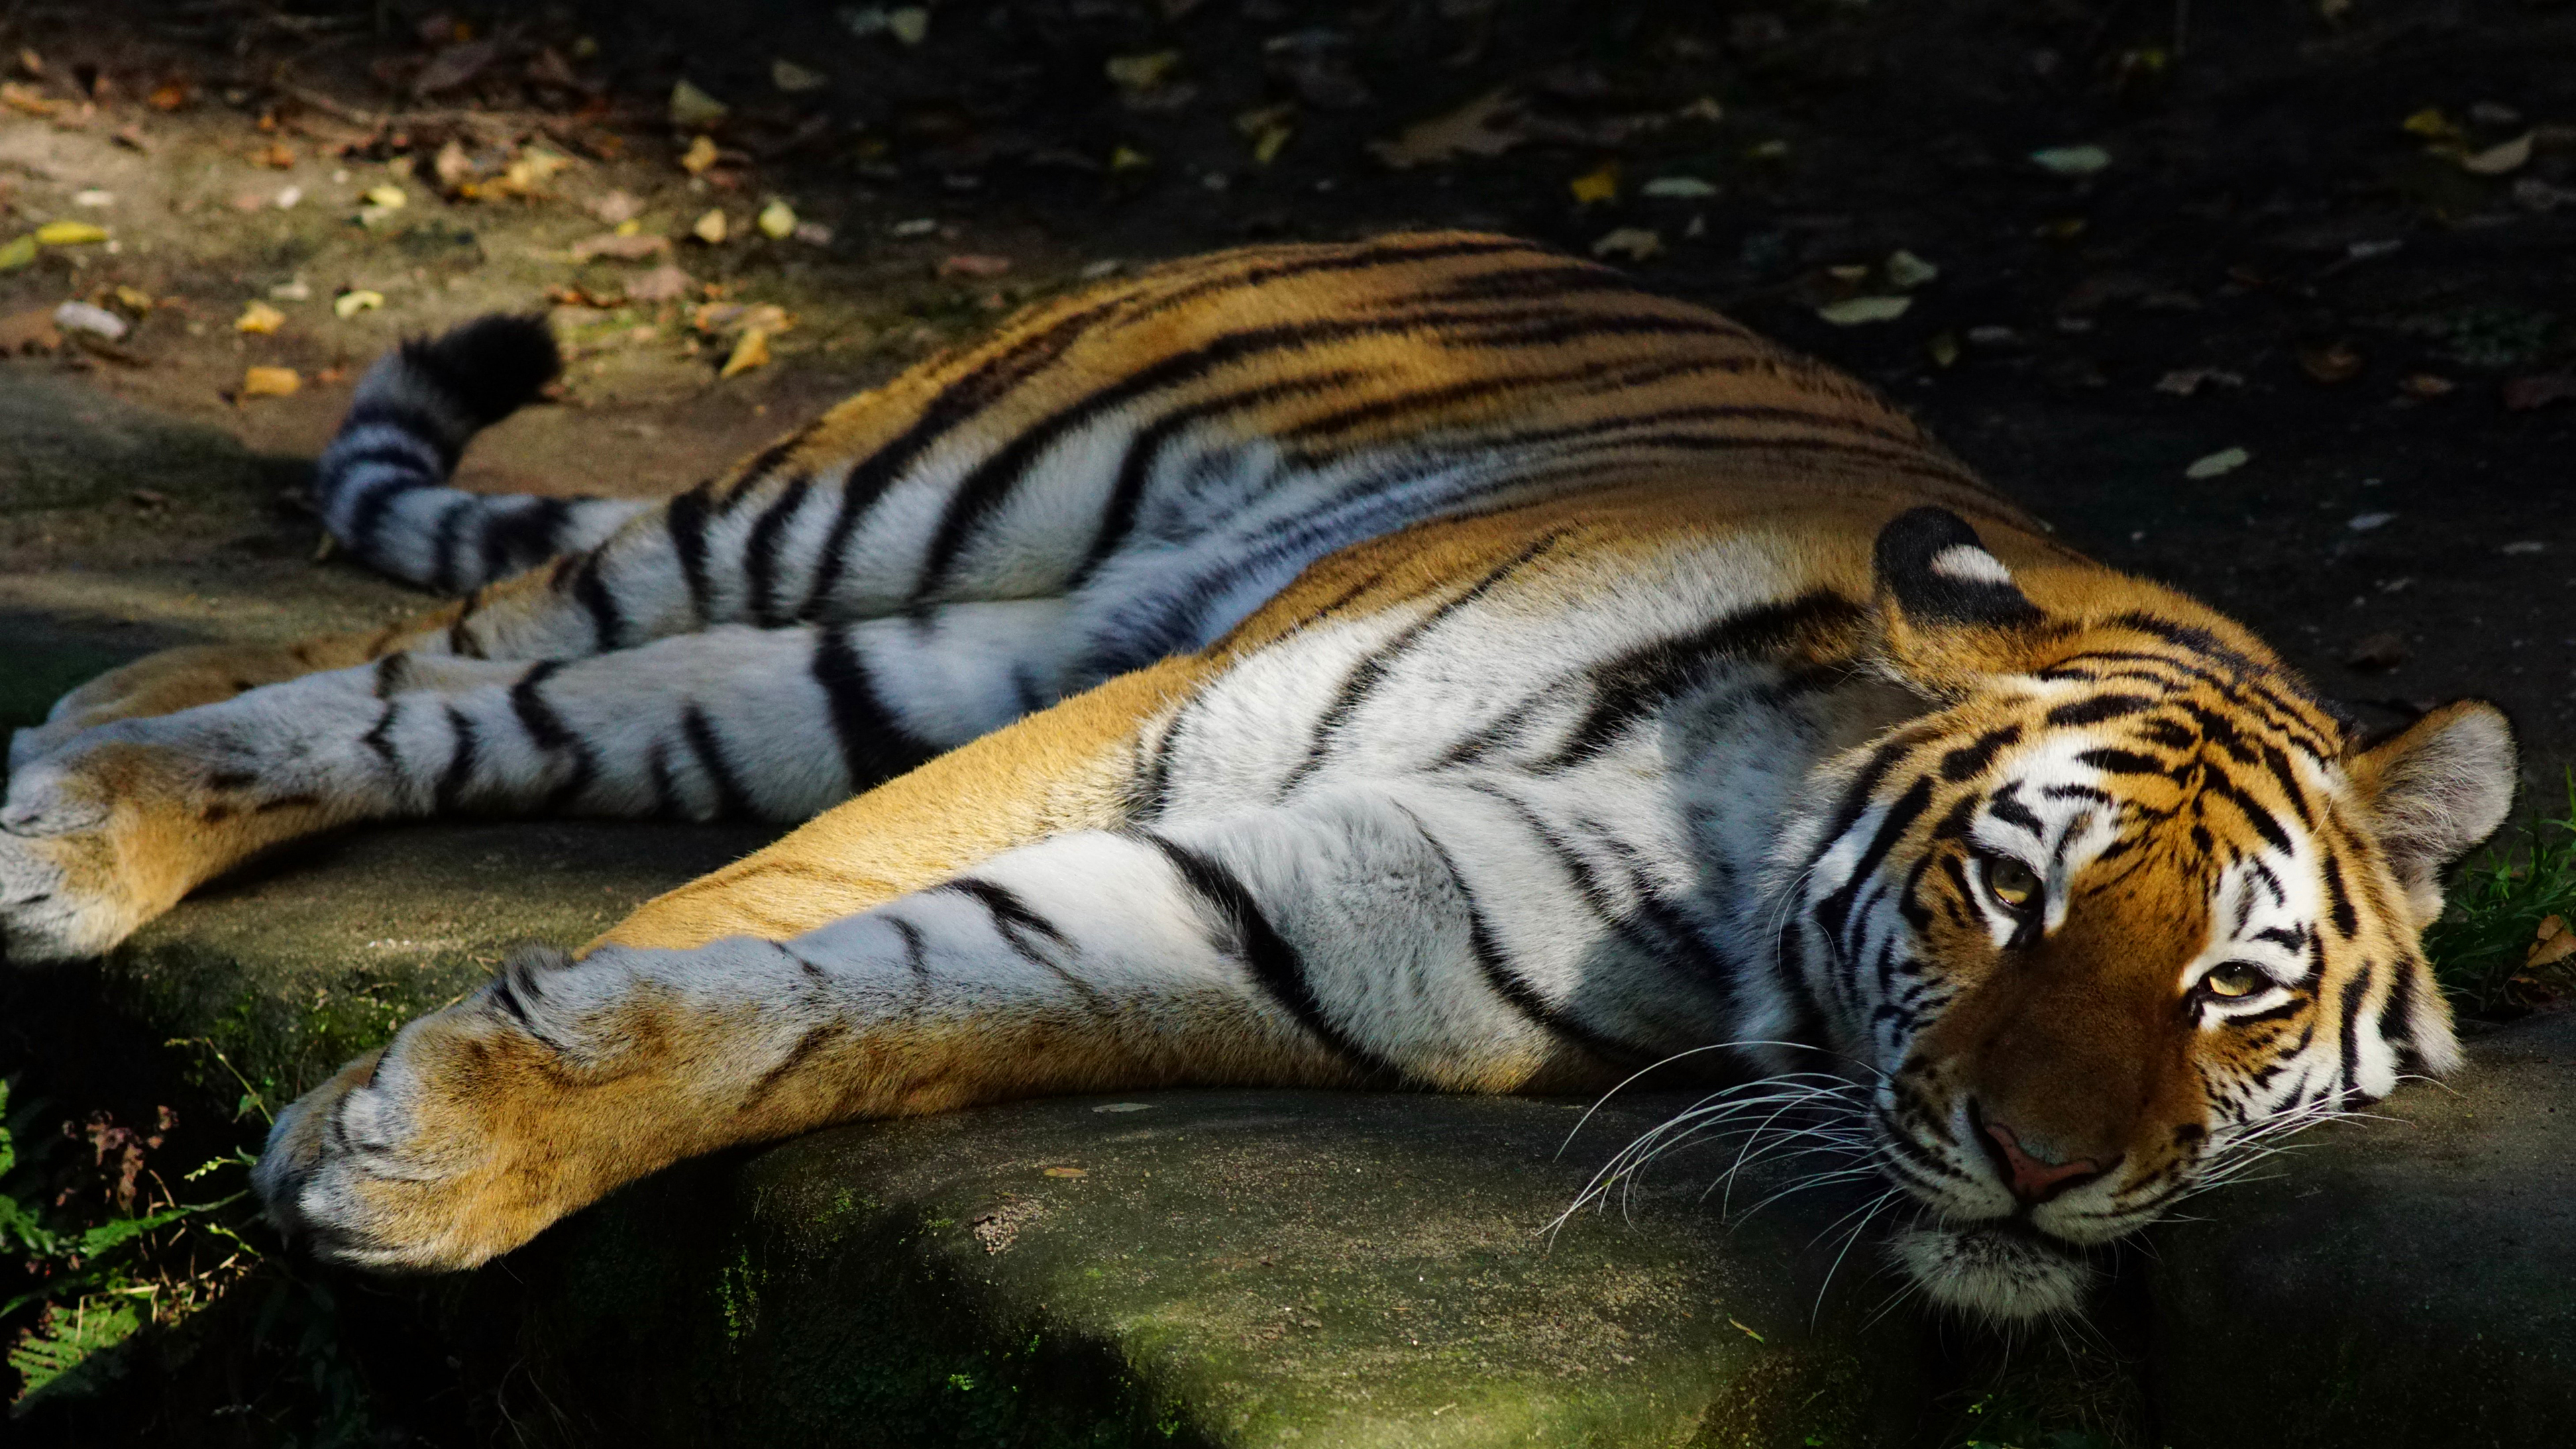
2078 747 2171 777
361 701 402 773
569 551 624 651
1941 724 2024 782
1816 775 1937 945
1398 806 1645 1066
667 483 715 623
799 296 1136 616
1067 368 1371 588
2321 853 2359 937
2337 967 2373 1097
338 470 438 558
940 878 1114 1014
743 475 815 627
434 705 480 813
680 704 753 818
1276 535 1560 797
2206 772 2295 856
425 494 478 594
511 661 598 813
2375 959 2423 1072
2047 694 2156 727
1122 233 1550 325
477 495 574 585
335 399 464 468
1139 832 1404 1083
888 916 932 981
1543 592 1863 769
812 628 934 793
904 307 1760 604
645 739 680 819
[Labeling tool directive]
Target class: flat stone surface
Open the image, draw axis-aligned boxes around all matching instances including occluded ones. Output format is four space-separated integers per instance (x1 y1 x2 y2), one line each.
465 1090 1935 1449
105 820 771 1099
2146 1009 2576 1448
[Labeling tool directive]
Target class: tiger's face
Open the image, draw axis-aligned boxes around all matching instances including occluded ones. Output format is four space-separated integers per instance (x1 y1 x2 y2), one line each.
1766 508 2516 1321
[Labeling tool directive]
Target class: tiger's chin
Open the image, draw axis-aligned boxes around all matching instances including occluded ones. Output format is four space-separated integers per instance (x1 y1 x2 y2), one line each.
1888 1220 2097 1322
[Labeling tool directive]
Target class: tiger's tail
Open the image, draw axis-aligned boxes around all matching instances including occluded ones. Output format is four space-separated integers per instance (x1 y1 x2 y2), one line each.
311 315 655 593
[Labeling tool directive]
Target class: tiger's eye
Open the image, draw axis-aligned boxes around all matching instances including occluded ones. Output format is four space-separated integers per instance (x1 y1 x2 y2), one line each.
2202 962 2267 999
1985 857 2041 912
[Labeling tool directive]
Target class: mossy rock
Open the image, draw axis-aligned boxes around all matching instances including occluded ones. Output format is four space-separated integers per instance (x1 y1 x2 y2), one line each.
2145 1010 2576 1448
456 1090 1935 1448
105 820 771 1102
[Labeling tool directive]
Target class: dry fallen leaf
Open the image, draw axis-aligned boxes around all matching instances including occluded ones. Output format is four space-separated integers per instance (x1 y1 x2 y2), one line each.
2156 368 2245 396
52 301 126 341
757 200 798 239
1042 1166 1087 1179
670 78 729 129
569 231 673 262
333 289 385 319
239 365 301 399
1568 164 1619 205
1106 51 1181 91
625 264 694 303
0 235 36 271
0 81 58 116
413 40 498 97
589 190 643 225
2502 374 2576 412
2300 342 2364 384
1884 250 1941 290
1368 89 1528 168
888 7 930 45
719 326 771 378
2459 132 2534 176
1640 175 1718 200
692 209 729 244
679 134 720 176
1817 295 1911 325
2029 144 2112 177
937 253 1013 279
1926 331 1961 368
2343 631 2408 672
1589 227 1662 262
0 308 60 353
771 59 828 93
2530 917 2576 968
235 301 286 335
2184 446 2251 479
2398 372 2455 398
146 79 189 111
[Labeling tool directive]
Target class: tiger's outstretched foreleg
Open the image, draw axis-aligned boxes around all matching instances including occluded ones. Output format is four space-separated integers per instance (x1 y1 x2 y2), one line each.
0 604 1078 963
254 781 1619 1269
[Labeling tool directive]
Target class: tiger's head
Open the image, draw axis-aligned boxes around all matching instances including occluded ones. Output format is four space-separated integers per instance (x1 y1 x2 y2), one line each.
1762 506 2515 1321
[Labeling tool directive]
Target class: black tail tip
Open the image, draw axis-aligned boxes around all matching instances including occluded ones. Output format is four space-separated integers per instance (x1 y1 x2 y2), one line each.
400 313 562 427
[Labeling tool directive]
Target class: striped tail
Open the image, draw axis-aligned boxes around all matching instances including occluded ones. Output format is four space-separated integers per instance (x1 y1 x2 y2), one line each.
313 315 655 592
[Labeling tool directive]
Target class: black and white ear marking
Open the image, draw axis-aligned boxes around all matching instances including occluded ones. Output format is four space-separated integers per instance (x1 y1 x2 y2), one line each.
1873 507 2043 629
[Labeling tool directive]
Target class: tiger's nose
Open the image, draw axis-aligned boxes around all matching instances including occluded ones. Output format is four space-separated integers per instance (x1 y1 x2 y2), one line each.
1980 1118 2113 1204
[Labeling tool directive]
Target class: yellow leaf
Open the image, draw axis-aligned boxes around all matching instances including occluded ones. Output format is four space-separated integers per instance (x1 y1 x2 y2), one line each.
239 366 301 398
888 7 930 45
1042 1166 1087 1179
33 220 108 246
757 200 797 240
0 234 35 271
719 326 771 378
332 289 384 319
680 134 720 176
362 185 407 210
1109 145 1152 173
771 59 828 93
1568 164 1619 205
1367 89 1528 169
234 301 286 335
2400 106 2460 140
693 209 729 244
1927 331 1962 368
1105 52 1181 91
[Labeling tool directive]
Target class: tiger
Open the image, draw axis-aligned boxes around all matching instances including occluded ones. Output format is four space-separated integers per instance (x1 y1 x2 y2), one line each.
0 233 2513 1321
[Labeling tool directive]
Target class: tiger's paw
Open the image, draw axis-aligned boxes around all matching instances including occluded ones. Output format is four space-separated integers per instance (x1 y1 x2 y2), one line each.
0 765 154 965
254 950 611 1271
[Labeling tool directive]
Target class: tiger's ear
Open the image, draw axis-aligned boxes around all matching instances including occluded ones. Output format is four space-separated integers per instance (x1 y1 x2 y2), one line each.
1870 507 2051 694
2345 700 2518 929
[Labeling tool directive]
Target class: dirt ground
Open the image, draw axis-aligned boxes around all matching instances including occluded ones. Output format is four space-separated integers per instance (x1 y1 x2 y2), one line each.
1 0 2573 1438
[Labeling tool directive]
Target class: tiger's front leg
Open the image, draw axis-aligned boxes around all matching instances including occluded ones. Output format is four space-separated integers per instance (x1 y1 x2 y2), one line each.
254 788 1628 1269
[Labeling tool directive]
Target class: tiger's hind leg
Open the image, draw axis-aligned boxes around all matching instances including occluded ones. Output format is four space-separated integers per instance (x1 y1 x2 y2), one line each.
0 602 1081 963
